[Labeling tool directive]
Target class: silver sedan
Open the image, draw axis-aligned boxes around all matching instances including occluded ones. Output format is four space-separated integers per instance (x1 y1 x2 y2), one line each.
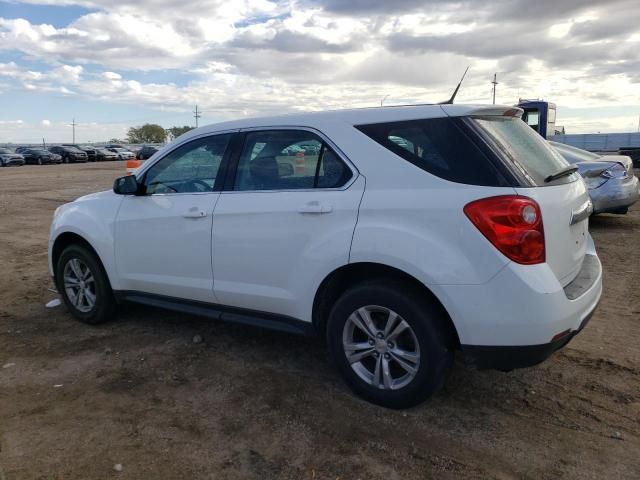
550 141 639 214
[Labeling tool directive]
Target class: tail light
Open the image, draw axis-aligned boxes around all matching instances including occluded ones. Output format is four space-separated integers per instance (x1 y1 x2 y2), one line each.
584 163 627 189
601 163 627 179
464 195 545 265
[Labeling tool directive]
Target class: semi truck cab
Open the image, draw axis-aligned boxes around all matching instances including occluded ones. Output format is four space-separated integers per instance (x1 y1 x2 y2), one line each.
518 99 557 139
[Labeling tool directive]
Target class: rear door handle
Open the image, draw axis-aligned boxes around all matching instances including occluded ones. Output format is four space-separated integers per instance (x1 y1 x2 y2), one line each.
183 207 208 218
298 201 332 214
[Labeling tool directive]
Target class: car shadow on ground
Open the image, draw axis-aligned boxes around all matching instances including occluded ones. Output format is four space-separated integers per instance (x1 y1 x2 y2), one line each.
108 302 532 411
589 213 636 231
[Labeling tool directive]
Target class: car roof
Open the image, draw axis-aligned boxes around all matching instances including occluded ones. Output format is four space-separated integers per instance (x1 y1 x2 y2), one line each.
179 104 518 139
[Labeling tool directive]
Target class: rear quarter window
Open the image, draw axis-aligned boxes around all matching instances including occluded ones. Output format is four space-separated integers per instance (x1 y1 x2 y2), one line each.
355 117 513 187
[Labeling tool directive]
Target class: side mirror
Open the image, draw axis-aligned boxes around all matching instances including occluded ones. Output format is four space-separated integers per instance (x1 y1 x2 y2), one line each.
113 175 141 195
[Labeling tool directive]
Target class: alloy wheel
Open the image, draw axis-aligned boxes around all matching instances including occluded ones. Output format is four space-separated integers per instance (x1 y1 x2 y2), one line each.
342 305 421 390
63 258 97 313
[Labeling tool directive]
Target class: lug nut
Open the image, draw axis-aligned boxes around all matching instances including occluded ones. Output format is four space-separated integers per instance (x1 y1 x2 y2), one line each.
368 339 375 345
376 332 384 339
387 341 394 349
374 352 380 358
384 353 390 359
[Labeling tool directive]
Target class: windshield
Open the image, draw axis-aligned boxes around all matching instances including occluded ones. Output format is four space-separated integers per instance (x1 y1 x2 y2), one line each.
0 148 13 154
471 116 577 186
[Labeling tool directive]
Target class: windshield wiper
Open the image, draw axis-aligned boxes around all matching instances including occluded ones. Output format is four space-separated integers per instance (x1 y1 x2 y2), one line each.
544 165 578 183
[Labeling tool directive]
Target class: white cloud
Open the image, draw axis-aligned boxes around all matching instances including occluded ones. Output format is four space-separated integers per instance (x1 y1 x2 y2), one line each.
41 119 51 126
0 0 638 139
102 71 122 80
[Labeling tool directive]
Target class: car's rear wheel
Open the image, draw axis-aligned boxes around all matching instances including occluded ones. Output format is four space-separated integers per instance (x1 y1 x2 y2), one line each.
327 280 453 409
55 245 116 324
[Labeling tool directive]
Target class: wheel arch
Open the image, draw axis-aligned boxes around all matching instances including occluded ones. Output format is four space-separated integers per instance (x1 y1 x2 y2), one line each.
312 262 460 349
51 232 113 291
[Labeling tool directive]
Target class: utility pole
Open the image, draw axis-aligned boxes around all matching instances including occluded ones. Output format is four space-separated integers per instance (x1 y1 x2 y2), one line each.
491 73 498 104
193 105 201 128
70 118 77 143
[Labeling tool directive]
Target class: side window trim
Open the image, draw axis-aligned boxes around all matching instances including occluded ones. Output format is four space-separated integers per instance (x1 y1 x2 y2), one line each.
313 143 326 188
224 126 358 193
221 132 247 192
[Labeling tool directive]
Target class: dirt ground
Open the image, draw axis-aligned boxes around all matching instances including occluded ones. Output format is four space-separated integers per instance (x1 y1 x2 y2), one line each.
0 162 638 479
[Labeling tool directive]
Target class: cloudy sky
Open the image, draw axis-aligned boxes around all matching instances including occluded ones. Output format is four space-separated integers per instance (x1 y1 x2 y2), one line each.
0 0 639 143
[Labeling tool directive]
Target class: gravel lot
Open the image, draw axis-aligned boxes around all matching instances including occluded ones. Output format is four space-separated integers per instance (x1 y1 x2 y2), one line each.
0 162 639 479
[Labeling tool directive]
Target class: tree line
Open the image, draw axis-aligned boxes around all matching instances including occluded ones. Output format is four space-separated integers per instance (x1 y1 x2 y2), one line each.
122 124 196 144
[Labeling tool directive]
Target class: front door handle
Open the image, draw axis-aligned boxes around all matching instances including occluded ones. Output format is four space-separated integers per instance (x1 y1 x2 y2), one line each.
298 201 332 214
183 207 208 218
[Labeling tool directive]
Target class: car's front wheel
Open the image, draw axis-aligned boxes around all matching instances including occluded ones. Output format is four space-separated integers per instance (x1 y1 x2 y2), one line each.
55 245 116 324
327 280 453 409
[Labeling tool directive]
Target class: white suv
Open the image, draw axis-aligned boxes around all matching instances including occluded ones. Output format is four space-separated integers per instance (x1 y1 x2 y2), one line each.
49 104 602 408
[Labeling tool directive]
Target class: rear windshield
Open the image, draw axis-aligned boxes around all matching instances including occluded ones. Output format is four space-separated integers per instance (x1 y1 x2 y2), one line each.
356 117 512 186
471 117 577 186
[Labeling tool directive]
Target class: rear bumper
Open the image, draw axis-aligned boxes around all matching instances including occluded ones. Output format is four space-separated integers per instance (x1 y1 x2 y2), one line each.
591 174 639 213
461 300 598 370
435 234 602 362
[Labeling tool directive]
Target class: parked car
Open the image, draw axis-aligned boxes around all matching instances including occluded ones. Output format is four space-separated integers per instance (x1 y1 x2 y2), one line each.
63 144 97 162
49 105 602 408
49 152 63 164
550 141 639 214
95 148 119 161
49 145 88 163
0 147 25 167
136 145 159 160
21 148 57 165
108 147 135 160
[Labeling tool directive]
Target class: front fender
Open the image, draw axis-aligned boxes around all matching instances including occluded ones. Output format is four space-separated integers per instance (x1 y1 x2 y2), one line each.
48 191 124 288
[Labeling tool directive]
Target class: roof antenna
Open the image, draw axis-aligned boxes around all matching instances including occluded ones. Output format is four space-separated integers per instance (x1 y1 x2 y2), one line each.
438 66 470 105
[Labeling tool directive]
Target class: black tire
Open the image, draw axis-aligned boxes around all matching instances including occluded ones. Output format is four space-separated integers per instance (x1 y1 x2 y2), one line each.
327 280 453 409
55 244 116 325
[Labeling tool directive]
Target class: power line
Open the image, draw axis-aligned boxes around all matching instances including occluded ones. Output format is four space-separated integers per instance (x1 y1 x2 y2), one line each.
193 105 202 128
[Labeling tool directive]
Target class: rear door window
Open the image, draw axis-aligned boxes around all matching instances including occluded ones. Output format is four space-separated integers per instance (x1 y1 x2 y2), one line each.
232 130 352 191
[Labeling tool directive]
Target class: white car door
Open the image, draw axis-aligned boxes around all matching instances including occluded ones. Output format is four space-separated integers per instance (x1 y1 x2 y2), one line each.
114 133 233 302
212 128 364 322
